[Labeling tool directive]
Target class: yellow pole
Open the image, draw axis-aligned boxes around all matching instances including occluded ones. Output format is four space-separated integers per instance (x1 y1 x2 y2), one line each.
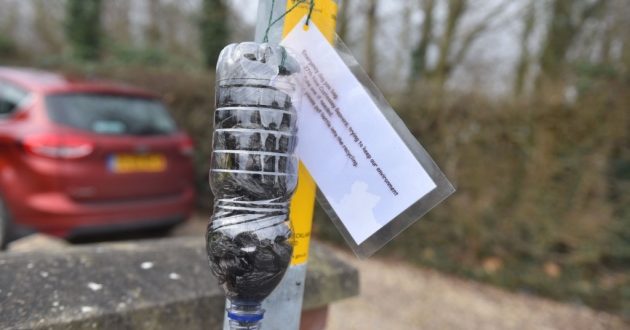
282 0 339 267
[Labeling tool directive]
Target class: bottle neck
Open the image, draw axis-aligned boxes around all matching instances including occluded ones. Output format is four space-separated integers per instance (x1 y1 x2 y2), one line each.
227 300 265 330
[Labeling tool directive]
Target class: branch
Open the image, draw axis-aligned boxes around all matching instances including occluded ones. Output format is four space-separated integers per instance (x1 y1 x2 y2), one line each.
410 0 436 79
432 0 467 79
579 0 609 26
451 0 512 66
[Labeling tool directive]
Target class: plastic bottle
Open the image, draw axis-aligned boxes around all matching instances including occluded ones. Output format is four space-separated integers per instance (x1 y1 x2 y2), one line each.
207 42 301 330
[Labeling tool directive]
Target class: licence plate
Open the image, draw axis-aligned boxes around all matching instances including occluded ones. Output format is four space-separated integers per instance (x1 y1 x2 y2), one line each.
108 154 166 173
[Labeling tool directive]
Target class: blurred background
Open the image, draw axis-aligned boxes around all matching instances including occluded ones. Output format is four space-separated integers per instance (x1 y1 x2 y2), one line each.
0 0 628 323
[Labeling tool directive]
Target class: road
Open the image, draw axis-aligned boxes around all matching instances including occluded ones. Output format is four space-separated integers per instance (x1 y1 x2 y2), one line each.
326 249 627 330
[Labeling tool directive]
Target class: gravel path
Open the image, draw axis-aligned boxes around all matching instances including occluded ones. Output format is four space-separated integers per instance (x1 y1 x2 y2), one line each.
326 248 628 330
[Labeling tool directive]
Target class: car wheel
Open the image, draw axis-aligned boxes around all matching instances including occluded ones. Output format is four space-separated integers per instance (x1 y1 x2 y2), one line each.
0 198 10 250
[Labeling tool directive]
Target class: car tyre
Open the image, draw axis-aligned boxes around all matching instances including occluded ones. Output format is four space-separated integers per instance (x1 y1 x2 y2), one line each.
0 198 11 250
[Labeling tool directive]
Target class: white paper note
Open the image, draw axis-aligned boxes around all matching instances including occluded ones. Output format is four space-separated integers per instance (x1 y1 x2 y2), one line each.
282 20 437 244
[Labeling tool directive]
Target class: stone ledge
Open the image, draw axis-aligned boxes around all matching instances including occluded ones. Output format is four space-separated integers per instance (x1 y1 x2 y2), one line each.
0 238 358 330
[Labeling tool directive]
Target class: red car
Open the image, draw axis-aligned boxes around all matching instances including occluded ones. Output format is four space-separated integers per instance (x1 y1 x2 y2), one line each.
0 67 196 248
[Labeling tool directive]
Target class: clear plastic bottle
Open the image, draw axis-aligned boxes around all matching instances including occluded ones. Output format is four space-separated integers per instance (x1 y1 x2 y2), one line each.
207 42 301 330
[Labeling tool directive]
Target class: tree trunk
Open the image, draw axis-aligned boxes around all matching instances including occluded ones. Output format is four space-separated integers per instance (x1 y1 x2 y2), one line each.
364 0 378 79
103 0 131 46
537 0 609 89
410 0 435 82
433 0 466 88
397 0 413 84
33 0 63 53
337 0 351 41
146 0 161 46
514 1 535 96
200 0 228 69
65 0 103 61
538 0 574 83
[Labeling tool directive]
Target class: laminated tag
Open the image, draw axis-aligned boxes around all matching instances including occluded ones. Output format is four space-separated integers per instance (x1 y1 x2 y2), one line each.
281 17 454 258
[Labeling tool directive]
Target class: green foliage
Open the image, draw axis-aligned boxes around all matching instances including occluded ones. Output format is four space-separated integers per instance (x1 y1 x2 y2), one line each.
200 0 228 69
65 0 103 61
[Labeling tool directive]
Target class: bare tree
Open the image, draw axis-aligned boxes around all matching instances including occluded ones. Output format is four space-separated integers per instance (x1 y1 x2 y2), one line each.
102 0 132 46
200 0 228 68
397 0 414 84
514 1 535 96
450 1 511 72
337 0 351 41
145 0 162 47
65 0 103 61
410 0 511 90
364 0 378 79
33 0 64 53
537 0 609 85
0 2 18 34
410 0 435 82
433 0 466 88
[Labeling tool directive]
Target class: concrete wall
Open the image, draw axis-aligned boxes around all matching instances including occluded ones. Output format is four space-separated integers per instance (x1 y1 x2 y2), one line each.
0 238 358 330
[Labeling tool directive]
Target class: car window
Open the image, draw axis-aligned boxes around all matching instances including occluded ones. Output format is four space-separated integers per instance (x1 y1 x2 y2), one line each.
0 80 30 117
46 94 177 136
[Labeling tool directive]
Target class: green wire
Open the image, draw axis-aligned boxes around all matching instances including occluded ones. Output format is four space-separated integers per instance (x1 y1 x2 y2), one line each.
263 0 316 42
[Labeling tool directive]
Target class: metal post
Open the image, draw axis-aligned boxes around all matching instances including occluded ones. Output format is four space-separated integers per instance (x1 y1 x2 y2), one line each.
223 1 339 329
